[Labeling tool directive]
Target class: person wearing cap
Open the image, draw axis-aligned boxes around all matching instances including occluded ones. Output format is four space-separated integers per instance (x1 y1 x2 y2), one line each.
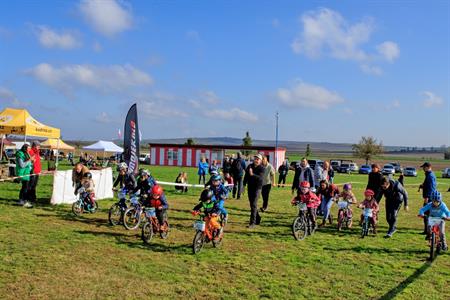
366 163 384 203
419 162 437 234
260 155 275 212
243 154 265 228
28 141 41 205
15 143 34 208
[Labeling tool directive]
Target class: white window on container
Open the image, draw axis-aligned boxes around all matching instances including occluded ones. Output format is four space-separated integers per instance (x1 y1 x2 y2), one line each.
167 149 178 160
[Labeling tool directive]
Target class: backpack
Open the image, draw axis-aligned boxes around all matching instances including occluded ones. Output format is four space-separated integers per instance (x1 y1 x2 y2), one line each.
232 158 243 175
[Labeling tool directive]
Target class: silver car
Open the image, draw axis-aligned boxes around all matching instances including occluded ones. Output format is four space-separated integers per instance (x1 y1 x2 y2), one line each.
442 168 450 178
403 167 417 177
382 164 395 175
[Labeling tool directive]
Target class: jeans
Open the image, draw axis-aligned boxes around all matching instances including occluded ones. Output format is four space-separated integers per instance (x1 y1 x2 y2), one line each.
278 174 287 186
248 188 261 225
261 184 271 210
232 175 243 199
320 196 333 222
19 180 30 201
386 203 402 233
28 175 39 202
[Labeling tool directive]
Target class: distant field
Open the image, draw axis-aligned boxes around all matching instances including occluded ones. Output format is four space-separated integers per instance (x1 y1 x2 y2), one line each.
0 161 449 299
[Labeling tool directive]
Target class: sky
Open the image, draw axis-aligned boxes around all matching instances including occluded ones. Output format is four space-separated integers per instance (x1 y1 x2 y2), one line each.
0 0 449 147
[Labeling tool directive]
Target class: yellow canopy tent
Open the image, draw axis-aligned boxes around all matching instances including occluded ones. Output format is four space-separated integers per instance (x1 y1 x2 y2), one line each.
0 107 61 164
0 107 60 138
40 138 74 151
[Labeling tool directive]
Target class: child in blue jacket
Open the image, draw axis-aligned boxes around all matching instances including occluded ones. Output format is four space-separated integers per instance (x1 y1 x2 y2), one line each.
419 191 450 250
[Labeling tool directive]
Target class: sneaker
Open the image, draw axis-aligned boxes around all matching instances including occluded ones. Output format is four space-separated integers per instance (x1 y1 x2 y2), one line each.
23 201 33 208
247 224 256 229
384 233 392 238
16 199 25 206
260 207 266 213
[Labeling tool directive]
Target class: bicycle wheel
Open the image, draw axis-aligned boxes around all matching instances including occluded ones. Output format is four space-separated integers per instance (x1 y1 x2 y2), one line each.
212 227 224 248
90 201 99 213
361 219 368 238
123 207 141 230
337 210 344 231
72 201 83 216
160 221 169 239
429 232 436 261
292 216 307 240
192 231 205 254
108 203 122 226
141 221 154 244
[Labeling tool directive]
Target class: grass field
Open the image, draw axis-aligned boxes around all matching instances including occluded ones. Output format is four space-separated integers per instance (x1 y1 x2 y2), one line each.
0 161 449 299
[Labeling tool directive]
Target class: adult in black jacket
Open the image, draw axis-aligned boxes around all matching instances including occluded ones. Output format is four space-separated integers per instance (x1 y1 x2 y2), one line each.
243 154 265 228
291 158 315 194
277 160 289 187
381 176 409 238
367 164 384 203
231 152 246 199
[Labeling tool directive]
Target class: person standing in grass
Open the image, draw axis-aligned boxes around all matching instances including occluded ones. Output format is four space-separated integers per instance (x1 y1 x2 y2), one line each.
291 158 314 195
367 163 384 203
277 159 289 187
16 143 34 208
197 157 209 185
28 141 41 205
380 176 409 238
231 152 246 199
260 155 275 212
243 154 264 228
419 162 437 234
317 180 340 227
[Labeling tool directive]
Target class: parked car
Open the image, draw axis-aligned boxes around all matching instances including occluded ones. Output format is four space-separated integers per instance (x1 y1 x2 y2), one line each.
389 162 403 173
338 163 351 174
442 168 450 178
308 159 323 170
330 160 341 171
139 153 151 164
359 164 372 174
403 167 417 177
349 163 359 172
382 164 395 175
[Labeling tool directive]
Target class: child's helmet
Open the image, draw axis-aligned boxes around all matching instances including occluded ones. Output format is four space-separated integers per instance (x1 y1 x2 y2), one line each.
199 189 214 202
151 185 163 197
343 183 352 191
210 170 219 176
83 172 92 179
211 174 222 182
119 162 128 170
430 190 442 203
140 169 150 177
364 189 375 197
300 181 310 188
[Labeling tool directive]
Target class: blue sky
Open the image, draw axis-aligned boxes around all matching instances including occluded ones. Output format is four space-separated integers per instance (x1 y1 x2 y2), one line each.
0 0 449 147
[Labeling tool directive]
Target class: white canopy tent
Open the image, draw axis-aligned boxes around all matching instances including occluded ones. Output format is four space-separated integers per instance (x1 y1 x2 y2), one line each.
82 140 123 153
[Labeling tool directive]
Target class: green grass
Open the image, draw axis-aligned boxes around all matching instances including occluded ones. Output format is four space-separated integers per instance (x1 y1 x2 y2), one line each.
0 161 449 299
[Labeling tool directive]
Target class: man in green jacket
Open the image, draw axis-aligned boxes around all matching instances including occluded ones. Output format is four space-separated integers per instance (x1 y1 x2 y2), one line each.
16 143 34 208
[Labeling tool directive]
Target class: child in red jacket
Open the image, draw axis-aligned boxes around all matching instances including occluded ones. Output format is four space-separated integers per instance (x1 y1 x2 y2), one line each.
291 181 321 229
358 189 379 234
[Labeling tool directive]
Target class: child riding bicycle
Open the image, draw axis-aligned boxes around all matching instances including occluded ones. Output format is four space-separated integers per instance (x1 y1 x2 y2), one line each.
418 191 450 250
142 185 169 230
192 189 222 236
290 181 321 230
358 189 379 234
335 183 357 228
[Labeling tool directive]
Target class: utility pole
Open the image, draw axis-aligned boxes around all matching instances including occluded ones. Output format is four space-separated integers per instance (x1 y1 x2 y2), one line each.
275 111 279 178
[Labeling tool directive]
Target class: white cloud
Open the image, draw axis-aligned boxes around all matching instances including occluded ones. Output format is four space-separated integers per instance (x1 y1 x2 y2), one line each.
201 90 220 104
385 100 401 111
377 41 400 62
422 91 444 108
276 80 345 110
26 63 153 95
186 30 201 42
360 64 383 76
138 99 188 119
33 25 81 49
79 0 133 37
95 112 113 123
204 108 258 123
291 8 373 61
188 99 202 108
0 87 29 107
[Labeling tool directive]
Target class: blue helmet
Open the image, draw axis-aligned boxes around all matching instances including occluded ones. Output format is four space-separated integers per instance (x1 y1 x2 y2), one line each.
430 190 442 203
211 174 222 182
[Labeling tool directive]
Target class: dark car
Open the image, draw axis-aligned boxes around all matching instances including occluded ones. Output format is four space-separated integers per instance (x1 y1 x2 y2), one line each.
389 162 403 173
308 159 323 170
330 160 341 171
338 163 351 174
359 164 372 174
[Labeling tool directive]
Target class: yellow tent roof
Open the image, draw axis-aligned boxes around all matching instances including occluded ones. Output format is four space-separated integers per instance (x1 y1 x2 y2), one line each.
0 107 60 138
40 138 75 151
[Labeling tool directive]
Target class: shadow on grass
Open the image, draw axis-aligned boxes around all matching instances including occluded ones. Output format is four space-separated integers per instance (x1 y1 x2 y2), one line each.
35 210 110 228
378 261 431 300
323 245 426 255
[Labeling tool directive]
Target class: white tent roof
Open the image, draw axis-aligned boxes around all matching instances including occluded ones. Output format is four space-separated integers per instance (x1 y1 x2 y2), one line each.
82 140 123 153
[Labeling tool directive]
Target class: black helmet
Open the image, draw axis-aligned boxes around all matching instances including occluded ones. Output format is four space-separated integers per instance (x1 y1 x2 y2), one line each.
83 172 92 179
199 189 214 202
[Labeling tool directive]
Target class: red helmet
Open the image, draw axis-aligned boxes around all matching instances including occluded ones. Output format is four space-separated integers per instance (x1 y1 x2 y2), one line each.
300 181 310 188
151 185 163 197
364 189 375 197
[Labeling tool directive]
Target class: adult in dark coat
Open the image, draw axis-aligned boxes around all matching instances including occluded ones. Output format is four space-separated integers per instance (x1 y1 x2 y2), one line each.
367 163 384 203
243 154 264 228
381 176 409 238
231 152 246 199
291 158 315 194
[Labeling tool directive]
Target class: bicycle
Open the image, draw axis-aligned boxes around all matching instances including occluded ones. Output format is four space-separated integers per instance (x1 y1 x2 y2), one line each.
336 200 352 231
123 194 146 230
72 187 98 216
192 213 224 254
108 188 130 226
360 208 374 238
141 207 170 244
292 201 315 240
419 216 447 261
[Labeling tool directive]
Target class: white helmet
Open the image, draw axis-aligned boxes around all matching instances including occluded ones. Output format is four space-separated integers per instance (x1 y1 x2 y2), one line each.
119 162 128 170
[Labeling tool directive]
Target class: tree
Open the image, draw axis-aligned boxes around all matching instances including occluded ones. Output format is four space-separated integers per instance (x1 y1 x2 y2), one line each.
352 136 384 165
242 131 253 156
184 138 195 146
305 144 312 158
